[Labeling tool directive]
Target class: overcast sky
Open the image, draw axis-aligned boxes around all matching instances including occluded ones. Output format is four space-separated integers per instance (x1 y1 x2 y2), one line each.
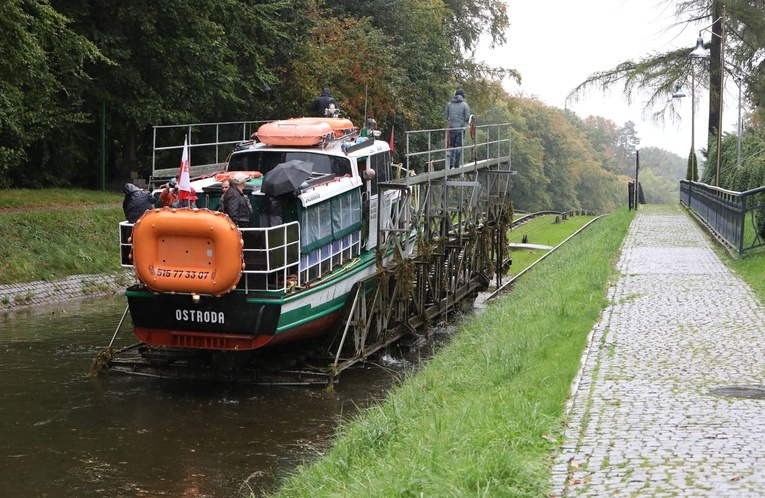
479 0 741 158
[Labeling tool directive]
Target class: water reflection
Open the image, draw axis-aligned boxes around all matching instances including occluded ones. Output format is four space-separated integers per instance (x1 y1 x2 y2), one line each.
0 296 400 497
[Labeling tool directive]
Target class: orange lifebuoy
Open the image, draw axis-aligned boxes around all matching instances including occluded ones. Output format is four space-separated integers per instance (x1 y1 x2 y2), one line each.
131 208 243 295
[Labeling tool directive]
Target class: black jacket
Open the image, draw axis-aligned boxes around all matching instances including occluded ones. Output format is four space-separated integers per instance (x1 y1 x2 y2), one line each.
309 89 338 117
223 187 252 227
123 183 154 223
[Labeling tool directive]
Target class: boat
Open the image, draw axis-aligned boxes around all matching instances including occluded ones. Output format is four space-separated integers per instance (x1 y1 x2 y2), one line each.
119 117 404 360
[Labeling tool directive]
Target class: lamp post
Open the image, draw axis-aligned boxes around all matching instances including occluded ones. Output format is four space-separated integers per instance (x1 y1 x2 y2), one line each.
688 36 710 182
716 11 725 187
736 76 742 168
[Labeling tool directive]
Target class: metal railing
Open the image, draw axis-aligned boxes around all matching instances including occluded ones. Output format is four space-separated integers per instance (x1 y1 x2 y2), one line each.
151 121 267 178
119 218 301 292
680 180 765 254
404 123 512 174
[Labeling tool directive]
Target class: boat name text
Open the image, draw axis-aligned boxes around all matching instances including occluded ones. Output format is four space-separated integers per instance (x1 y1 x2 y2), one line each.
175 309 225 324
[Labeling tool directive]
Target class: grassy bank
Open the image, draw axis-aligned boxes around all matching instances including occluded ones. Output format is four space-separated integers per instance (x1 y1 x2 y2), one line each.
0 188 121 210
0 189 124 284
267 208 634 497
509 215 596 273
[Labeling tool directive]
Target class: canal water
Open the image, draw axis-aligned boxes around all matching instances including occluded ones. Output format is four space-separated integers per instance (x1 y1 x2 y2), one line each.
0 295 410 497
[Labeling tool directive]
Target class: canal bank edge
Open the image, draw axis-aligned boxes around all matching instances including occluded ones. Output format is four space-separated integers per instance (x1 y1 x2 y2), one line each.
0 270 134 312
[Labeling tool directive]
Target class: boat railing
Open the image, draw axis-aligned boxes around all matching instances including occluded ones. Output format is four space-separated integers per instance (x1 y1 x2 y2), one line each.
239 222 301 292
151 121 268 185
119 220 301 293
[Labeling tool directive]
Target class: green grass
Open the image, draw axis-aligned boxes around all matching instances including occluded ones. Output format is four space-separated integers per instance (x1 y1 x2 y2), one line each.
509 214 596 274
727 250 765 303
0 188 122 209
266 208 634 498
0 208 125 284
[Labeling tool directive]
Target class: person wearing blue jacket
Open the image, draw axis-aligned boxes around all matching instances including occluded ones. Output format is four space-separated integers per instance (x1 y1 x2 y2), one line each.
444 88 470 167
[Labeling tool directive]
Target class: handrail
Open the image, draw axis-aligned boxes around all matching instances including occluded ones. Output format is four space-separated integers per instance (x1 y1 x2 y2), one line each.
151 121 267 176
680 180 765 254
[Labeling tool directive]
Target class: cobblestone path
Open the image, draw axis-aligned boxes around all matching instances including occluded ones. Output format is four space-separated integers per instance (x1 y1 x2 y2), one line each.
552 204 765 497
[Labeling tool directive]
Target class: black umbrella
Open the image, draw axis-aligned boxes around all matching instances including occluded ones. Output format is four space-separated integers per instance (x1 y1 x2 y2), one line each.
261 160 314 197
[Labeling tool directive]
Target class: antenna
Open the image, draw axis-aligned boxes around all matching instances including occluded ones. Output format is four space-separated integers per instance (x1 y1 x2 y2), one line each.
364 83 368 124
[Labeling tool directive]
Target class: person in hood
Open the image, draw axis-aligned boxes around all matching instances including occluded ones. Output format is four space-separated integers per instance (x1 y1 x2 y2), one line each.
123 183 154 223
444 88 471 167
309 87 338 117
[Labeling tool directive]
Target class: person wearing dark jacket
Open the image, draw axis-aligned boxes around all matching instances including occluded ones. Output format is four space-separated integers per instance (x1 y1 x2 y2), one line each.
308 88 338 117
259 193 286 227
123 183 154 223
443 88 471 167
223 173 253 228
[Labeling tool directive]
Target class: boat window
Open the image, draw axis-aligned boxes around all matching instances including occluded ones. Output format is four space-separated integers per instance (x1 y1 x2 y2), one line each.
370 151 391 193
331 189 361 238
228 151 352 177
300 188 362 253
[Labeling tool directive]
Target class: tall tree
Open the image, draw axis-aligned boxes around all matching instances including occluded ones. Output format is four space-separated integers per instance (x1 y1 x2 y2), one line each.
566 0 765 187
616 121 641 175
0 0 101 187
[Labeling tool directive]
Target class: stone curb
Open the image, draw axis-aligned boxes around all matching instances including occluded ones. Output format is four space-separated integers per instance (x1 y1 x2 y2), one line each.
0 271 134 312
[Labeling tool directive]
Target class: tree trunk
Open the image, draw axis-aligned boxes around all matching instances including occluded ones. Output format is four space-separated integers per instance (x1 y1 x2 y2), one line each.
122 126 138 180
708 1 723 145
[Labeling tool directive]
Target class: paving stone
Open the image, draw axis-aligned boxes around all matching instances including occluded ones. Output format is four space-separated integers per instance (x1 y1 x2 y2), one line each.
552 205 765 496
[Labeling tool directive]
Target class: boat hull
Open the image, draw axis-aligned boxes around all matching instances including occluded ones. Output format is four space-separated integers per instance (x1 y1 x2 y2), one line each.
125 255 379 351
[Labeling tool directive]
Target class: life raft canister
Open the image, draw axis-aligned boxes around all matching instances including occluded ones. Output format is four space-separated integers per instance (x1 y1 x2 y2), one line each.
255 117 356 146
130 208 243 295
215 171 261 182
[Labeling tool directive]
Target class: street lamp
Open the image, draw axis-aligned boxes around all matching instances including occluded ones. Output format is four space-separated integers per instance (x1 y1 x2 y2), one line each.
688 37 710 182
692 13 725 186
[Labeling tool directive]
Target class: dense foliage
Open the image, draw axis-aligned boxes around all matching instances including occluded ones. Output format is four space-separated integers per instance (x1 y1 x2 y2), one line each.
1 0 688 212
572 0 765 192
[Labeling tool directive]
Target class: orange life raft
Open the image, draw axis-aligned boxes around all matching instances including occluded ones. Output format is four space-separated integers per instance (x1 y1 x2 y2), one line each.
130 208 243 295
215 170 261 182
255 118 356 146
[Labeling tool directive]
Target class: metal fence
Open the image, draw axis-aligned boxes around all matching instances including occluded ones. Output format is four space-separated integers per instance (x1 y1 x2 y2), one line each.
680 180 765 254
151 121 266 180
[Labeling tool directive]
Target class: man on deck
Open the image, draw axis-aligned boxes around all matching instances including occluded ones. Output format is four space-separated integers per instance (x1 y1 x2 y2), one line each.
444 88 470 167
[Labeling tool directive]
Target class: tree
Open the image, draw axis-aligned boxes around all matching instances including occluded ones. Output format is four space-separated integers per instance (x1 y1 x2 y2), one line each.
566 0 765 188
616 121 641 175
687 148 699 181
0 0 102 187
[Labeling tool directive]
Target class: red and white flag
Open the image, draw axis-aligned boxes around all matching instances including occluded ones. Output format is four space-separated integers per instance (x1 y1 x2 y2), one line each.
177 135 191 199
388 125 395 157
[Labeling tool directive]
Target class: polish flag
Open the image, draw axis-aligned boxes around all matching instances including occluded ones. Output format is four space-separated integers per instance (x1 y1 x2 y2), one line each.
388 125 394 156
177 136 191 199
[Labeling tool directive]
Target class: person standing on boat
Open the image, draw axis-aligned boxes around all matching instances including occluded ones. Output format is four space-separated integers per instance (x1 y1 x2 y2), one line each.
259 193 285 227
217 179 230 212
122 183 154 223
309 88 338 117
223 173 253 228
444 88 470 167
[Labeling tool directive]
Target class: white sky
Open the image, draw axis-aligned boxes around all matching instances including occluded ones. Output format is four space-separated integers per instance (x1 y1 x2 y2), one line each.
478 0 741 158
